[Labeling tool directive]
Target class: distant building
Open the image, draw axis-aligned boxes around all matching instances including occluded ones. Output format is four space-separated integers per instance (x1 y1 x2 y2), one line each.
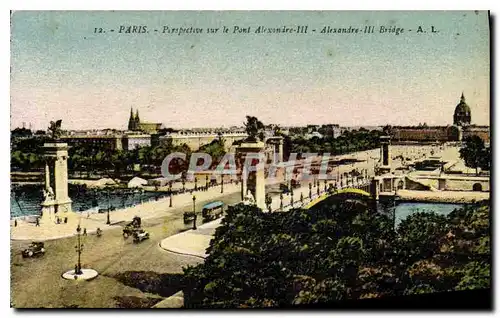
392 125 459 142
159 131 247 151
123 134 151 150
463 125 490 143
390 93 489 143
453 93 472 126
61 130 152 151
61 134 123 150
128 108 163 134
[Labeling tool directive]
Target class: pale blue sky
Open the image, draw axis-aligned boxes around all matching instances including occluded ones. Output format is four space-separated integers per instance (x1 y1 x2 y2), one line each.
11 11 490 130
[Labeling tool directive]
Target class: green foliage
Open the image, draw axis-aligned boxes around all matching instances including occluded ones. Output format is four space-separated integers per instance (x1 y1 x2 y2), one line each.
10 132 194 177
198 138 226 168
290 129 382 156
183 197 490 308
455 262 490 291
396 212 448 263
459 135 490 172
244 116 265 142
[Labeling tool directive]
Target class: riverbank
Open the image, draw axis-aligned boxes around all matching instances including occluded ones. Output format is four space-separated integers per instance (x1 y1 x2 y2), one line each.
395 189 490 204
10 182 242 241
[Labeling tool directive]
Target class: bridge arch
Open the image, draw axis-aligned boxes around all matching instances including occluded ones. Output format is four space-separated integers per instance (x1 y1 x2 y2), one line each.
473 183 483 191
396 178 405 190
304 187 372 209
336 187 372 197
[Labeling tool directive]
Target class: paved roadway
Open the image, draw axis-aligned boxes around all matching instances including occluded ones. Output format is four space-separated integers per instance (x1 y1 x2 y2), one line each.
10 190 243 308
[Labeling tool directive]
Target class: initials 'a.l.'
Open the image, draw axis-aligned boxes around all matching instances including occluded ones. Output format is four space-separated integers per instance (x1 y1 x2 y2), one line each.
416 25 438 33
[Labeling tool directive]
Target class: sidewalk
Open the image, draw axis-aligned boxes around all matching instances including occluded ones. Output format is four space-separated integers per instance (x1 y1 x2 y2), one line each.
159 218 222 259
10 182 242 241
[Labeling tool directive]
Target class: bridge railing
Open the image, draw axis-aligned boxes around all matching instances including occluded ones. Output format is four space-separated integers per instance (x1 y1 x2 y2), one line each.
274 177 372 211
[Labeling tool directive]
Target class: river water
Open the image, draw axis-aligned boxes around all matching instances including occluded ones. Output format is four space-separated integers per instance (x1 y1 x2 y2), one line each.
10 184 168 218
11 185 464 225
376 200 464 227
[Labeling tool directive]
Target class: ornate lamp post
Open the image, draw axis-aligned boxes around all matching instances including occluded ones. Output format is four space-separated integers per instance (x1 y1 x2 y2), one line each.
75 224 84 275
393 190 397 230
290 190 294 207
205 175 209 190
280 193 283 210
316 186 320 196
194 177 198 191
308 182 312 200
300 192 304 204
221 176 224 194
169 182 173 207
106 188 111 225
182 178 186 192
192 195 197 230
324 180 327 193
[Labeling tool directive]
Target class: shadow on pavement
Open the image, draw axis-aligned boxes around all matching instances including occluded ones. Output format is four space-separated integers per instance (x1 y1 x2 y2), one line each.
110 271 185 298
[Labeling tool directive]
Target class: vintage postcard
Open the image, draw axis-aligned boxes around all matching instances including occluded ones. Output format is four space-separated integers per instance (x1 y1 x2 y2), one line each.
10 11 491 309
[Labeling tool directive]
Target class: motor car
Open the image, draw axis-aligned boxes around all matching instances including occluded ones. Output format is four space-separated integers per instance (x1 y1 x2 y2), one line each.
22 241 46 258
183 211 196 224
133 229 150 243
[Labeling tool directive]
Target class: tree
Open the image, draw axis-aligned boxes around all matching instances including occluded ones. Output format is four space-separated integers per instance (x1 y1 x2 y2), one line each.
459 136 489 174
198 139 226 168
11 127 32 138
182 195 490 308
244 116 265 142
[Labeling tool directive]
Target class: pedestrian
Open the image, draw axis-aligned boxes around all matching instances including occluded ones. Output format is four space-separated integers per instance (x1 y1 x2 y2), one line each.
14 219 17 227
64 217 68 224
83 228 87 236
35 218 40 227
57 217 60 224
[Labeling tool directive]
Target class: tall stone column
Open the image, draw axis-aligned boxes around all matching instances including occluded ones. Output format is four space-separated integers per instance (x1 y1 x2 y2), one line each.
236 141 266 211
371 177 381 200
378 136 392 175
278 139 284 163
41 143 73 223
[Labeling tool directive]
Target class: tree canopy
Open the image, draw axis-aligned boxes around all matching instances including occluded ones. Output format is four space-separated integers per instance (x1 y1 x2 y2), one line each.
459 136 490 173
244 116 265 142
183 197 490 308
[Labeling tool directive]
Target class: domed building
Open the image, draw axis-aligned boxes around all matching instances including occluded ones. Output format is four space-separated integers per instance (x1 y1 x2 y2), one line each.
453 93 471 126
390 92 489 144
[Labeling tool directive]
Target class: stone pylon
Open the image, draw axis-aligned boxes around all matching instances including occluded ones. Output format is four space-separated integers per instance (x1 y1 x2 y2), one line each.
236 141 266 211
378 135 392 175
40 143 74 223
